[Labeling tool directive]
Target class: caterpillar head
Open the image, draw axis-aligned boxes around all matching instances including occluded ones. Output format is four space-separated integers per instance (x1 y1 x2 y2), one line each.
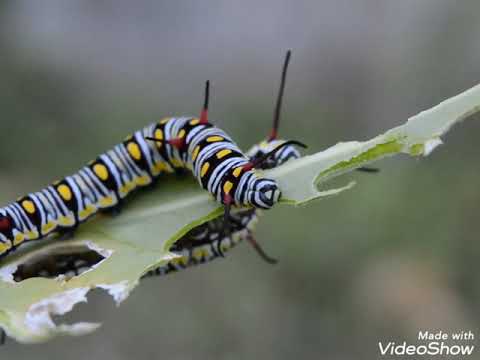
247 139 301 169
248 178 281 209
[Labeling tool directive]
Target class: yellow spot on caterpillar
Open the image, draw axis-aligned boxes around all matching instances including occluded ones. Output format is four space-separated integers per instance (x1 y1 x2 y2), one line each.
171 158 184 168
42 222 56 234
192 146 200 161
233 167 242 178
79 204 96 220
220 242 230 252
93 163 109 181
119 184 130 196
216 149 232 159
127 142 142 160
13 233 24 246
192 248 203 261
153 161 171 175
189 118 200 125
160 117 170 124
0 242 11 253
26 230 39 240
207 136 223 143
178 256 188 266
22 200 35 214
201 162 210 177
259 140 270 149
171 257 184 267
99 196 115 208
58 216 75 226
154 128 164 141
120 181 136 194
78 209 89 220
57 184 72 201
223 181 233 194
135 175 151 186
178 129 186 138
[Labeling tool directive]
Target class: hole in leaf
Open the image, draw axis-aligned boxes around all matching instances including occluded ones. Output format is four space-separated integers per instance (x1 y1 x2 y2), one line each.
51 288 113 326
12 245 105 282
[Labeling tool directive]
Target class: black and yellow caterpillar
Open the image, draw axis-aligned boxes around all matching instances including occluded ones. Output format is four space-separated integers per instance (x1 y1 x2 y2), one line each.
0 51 382 345
10 143 299 282
0 51 306 261
0 117 304 260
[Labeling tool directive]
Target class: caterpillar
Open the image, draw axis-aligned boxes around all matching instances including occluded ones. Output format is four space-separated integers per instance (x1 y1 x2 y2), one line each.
9 145 299 282
3 53 378 283
0 51 308 263
0 51 379 343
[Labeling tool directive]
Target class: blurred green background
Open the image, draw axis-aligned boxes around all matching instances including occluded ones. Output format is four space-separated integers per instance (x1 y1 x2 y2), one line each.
2 1 480 359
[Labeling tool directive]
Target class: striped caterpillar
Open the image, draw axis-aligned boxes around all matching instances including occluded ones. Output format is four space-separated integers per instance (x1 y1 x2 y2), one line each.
9 145 299 283
0 51 303 343
0 51 307 263
3 51 378 282
0 51 379 344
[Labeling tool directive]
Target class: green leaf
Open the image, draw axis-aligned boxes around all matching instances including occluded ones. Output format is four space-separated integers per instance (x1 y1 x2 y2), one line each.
1 83 479 343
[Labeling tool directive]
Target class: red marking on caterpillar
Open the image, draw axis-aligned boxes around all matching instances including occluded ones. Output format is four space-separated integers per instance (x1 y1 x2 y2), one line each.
0 217 11 232
168 137 186 150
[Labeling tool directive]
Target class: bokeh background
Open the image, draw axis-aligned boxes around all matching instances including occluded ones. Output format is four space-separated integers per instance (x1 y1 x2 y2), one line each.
2 1 480 359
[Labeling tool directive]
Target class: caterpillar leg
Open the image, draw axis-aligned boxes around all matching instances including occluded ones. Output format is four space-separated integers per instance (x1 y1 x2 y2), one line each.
219 195 278 264
216 194 233 257
0 328 5 345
